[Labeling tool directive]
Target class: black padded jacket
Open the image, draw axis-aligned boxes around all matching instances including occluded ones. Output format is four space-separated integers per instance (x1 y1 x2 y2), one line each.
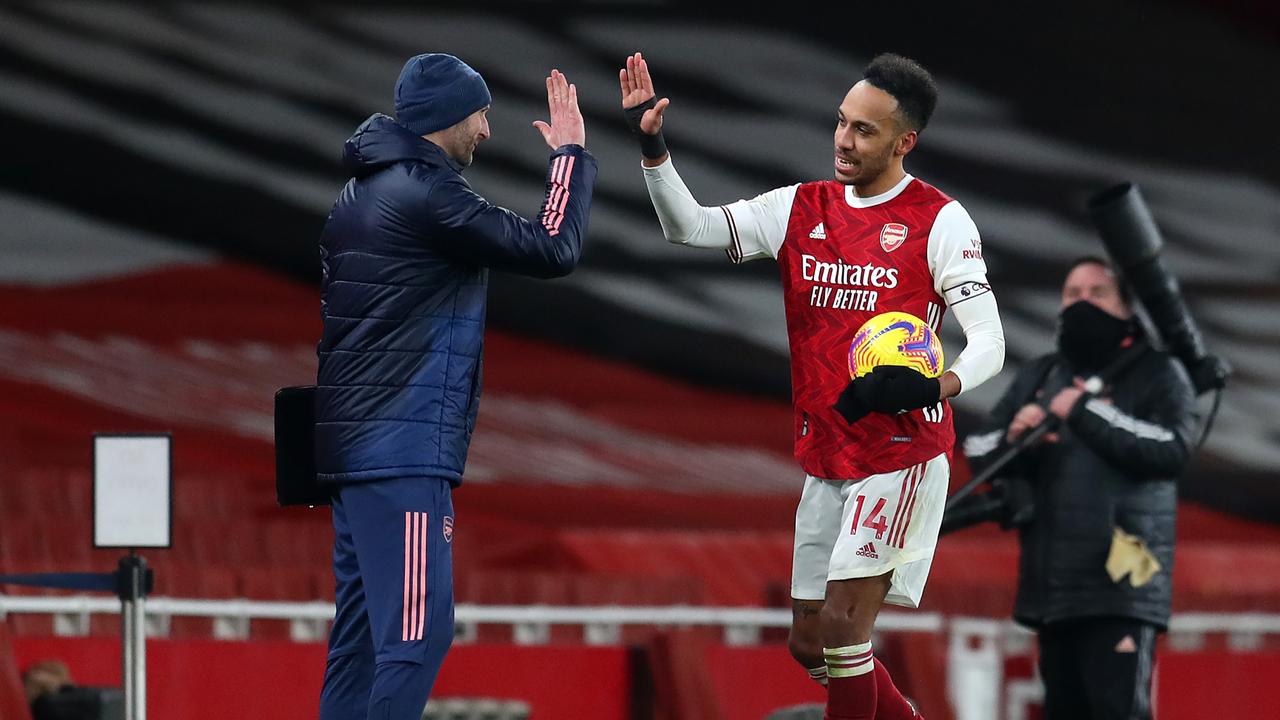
963 345 1198 630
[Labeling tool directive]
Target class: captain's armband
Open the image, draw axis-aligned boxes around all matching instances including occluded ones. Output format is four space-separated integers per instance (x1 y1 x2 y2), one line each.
943 280 991 306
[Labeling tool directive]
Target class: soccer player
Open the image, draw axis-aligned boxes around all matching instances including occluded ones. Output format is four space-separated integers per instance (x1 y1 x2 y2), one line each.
620 52 1005 719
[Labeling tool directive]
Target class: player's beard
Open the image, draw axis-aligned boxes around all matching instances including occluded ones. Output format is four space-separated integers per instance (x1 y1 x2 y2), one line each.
844 145 894 191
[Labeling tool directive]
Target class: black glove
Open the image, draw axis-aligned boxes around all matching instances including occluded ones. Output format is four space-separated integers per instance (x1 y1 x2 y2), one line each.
833 373 878 424
833 365 941 425
623 97 668 160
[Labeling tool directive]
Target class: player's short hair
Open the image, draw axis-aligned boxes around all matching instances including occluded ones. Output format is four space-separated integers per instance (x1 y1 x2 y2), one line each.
862 54 938 133
1065 255 1133 305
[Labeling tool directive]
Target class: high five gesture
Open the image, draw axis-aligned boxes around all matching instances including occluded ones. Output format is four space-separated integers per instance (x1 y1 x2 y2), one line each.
619 52 670 164
533 69 585 149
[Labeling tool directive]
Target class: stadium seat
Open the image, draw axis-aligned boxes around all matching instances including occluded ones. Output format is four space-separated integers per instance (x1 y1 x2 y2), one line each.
312 567 335 603
158 562 238 638
923 539 1020 616
260 519 331 566
879 632 950 720
173 519 262 565
89 608 121 638
174 474 255 518
238 566 319 640
458 571 576 643
10 469 91 522
764 706 823 720
559 530 786 606
647 629 722 720
0 623 32 720
0 559 57 636
43 526 91 568
569 574 708 645
0 518 51 568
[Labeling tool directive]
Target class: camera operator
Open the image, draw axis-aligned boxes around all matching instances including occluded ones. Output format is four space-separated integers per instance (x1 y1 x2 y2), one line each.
960 256 1198 720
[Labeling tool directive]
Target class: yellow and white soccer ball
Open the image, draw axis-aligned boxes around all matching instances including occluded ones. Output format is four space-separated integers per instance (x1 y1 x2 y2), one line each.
847 311 944 379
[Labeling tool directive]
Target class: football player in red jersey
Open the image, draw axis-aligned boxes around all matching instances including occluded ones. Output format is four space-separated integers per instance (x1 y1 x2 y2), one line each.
621 53 1006 719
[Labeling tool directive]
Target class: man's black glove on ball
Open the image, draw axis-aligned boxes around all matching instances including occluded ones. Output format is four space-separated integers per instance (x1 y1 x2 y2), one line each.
833 365 942 425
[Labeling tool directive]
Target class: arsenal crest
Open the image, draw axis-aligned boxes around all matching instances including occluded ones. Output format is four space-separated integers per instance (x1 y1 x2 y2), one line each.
880 223 908 252
442 516 454 543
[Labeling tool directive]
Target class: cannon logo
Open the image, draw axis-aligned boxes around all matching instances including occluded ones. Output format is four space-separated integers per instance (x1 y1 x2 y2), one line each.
880 223 908 253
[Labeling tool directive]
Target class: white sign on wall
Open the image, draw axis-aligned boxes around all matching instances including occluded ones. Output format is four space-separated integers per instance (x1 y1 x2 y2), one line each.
93 434 172 548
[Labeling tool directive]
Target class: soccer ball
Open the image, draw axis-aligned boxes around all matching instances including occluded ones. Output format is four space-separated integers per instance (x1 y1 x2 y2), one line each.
847 311 944 379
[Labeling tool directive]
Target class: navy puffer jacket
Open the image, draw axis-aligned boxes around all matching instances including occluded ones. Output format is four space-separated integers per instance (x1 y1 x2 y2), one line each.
315 114 596 485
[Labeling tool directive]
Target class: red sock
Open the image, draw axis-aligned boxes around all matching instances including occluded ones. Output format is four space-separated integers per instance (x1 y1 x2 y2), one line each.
824 643 876 720
872 657 921 720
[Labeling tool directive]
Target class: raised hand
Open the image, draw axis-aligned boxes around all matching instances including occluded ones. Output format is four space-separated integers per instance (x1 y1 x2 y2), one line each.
532 69 585 149
619 52 669 135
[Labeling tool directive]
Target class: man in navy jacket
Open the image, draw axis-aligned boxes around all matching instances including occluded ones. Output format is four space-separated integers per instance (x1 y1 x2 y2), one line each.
315 54 596 719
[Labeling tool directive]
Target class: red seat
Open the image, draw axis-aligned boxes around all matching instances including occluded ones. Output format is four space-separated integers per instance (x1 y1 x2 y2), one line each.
173 519 261 564
174 474 249 518
260 519 331 566
239 566 318 640
458 571 575 643
0 483 18 519
312 567 335 602
6 469 89 519
568 574 704 607
0 518 50 568
57 469 92 519
0 622 33 720
90 607 121 638
6 469 54 515
44 527 91 568
158 562 237 638
0 559 58 636
570 574 707 644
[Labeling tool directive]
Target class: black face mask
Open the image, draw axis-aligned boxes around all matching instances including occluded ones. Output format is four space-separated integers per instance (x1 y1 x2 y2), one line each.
1057 300 1134 372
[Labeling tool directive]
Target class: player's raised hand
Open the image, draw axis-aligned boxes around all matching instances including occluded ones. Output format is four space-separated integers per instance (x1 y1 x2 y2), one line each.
532 69 585 149
619 52 669 135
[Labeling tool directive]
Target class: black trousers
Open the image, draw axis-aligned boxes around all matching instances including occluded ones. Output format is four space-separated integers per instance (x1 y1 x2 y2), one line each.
1038 617 1158 720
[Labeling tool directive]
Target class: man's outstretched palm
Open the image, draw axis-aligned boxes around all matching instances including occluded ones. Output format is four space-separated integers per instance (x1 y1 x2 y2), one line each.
618 52 669 135
533 68 585 149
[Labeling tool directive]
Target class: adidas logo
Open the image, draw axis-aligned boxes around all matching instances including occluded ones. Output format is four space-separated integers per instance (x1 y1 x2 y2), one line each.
809 222 826 239
855 542 878 559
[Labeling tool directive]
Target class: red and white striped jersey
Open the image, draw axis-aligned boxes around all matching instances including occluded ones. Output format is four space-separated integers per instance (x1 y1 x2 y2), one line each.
721 174 989 479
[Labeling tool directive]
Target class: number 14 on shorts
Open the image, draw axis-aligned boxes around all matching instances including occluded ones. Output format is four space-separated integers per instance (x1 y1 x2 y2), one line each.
850 494 889 540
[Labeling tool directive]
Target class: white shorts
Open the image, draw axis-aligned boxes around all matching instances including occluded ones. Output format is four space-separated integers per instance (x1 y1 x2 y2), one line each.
790 452 950 608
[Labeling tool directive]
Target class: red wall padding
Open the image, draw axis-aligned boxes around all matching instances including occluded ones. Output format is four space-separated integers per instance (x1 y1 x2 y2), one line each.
9 636 1280 720
11 638 631 720
0 624 32 720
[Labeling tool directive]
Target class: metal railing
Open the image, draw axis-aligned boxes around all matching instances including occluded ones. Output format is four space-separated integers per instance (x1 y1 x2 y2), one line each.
4 594 1278 720
0 594 941 645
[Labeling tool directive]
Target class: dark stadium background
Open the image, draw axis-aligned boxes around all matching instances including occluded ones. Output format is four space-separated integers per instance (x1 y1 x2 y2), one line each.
0 1 1277 718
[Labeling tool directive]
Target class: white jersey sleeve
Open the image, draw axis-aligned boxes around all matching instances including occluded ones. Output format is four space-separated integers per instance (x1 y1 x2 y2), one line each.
928 201 989 298
721 184 798 263
641 156 797 262
927 201 1005 395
